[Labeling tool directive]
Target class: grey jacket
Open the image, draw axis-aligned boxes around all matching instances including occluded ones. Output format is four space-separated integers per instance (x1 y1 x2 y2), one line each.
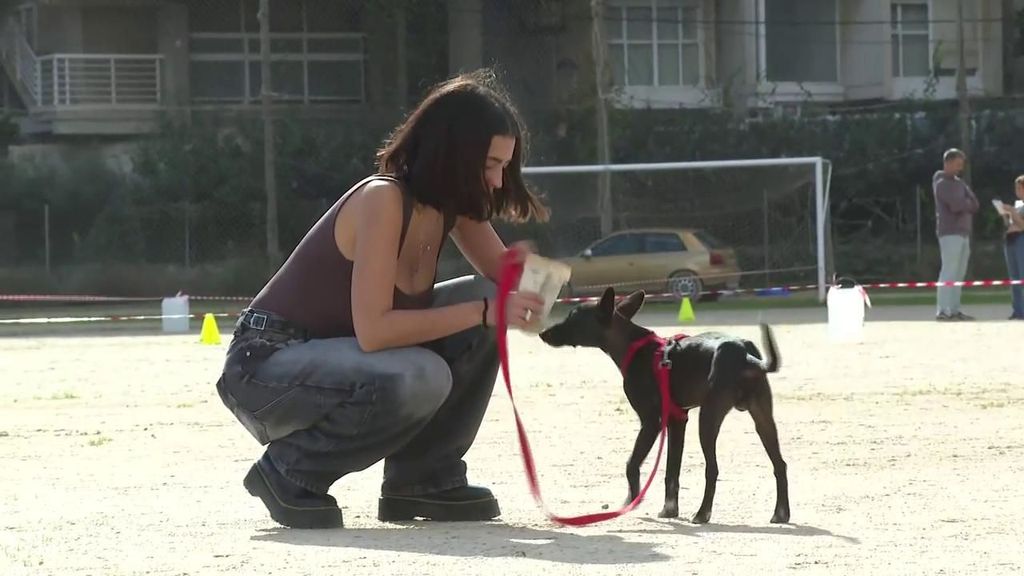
933 170 979 237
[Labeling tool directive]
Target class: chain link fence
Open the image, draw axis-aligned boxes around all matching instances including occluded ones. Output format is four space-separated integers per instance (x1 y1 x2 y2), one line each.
2 0 1022 298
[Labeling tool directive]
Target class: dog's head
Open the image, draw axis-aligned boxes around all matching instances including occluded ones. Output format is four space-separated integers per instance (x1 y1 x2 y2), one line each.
539 286 645 349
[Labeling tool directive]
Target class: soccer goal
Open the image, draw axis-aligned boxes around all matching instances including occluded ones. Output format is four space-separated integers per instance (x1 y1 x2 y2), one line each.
519 157 834 302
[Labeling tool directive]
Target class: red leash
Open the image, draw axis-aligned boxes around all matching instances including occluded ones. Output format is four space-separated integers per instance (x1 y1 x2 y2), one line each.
496 250 687 526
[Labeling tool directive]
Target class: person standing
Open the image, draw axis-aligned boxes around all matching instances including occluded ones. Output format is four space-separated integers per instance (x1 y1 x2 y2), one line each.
998 176 1024 320
933 148 979 321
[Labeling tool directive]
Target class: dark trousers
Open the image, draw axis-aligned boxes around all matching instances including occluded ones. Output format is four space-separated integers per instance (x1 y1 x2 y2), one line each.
1005 234 1024 317
216 276 498 495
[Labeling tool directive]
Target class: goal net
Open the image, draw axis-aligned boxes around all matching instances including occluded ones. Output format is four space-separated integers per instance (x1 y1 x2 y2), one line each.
514 157 833 302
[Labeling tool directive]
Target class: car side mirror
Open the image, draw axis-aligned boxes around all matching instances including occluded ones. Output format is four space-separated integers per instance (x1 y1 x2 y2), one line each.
582 248 593 259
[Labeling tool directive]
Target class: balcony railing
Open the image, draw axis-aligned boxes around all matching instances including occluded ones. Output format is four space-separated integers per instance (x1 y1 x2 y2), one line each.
37 54 163 107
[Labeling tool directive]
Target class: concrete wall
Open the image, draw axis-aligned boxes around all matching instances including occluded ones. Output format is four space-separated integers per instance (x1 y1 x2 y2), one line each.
35 5 84 54
842 0 887 101
81 6 158 53
448 0 483 74
980 0 1005 96
716 0 758 111
364 5 405 109
157 2 189 109
1011 0 1024 93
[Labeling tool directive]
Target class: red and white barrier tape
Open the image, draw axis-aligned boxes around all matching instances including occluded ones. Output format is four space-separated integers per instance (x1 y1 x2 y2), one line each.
0 312 234 325
2 278 1023 323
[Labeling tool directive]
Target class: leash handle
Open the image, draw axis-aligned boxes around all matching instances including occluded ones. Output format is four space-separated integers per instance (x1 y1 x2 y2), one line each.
496 249 670 526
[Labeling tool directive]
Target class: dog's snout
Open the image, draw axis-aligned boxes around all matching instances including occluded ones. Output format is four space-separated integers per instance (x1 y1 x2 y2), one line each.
539 326 560 345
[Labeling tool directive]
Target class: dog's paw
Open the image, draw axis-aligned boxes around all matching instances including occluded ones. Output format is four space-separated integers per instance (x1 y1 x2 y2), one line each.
770 509 790 524
690 510 711 524
658 504 679 519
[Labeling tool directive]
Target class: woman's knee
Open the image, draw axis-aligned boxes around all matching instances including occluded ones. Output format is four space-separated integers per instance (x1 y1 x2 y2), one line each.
383 350 453 420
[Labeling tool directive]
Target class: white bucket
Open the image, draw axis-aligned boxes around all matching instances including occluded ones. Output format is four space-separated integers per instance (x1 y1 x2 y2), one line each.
161 295 190 333
826 278 871 342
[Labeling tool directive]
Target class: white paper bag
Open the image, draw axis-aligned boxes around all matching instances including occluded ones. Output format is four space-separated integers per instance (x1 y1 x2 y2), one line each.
515 253 572 332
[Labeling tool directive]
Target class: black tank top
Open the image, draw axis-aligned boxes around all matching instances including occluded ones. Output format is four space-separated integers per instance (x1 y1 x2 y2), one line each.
249 174 455 339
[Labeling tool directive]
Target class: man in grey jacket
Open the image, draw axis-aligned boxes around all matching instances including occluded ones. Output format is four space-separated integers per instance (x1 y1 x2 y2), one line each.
933 148 979 321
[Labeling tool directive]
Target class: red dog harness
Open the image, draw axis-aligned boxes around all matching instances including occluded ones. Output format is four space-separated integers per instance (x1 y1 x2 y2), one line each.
496 250 688 527
620 332 689 422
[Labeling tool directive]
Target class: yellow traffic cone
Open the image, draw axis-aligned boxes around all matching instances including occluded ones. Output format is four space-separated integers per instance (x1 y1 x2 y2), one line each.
199 313 222 345
677 297 695 323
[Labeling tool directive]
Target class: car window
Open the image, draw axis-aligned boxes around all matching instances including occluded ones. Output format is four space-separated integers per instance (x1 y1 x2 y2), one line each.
589 233 642 256
644 233 686 253
692 231 725 250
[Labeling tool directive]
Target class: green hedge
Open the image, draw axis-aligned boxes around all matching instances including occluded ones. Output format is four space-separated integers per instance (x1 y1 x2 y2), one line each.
4 100 1024 297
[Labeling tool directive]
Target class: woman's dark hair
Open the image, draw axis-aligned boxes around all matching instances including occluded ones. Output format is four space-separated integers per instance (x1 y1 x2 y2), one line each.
375 69 549 223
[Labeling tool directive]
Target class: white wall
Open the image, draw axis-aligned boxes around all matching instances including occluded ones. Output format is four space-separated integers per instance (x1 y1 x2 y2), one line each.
842 0 887 100
715 0 758 110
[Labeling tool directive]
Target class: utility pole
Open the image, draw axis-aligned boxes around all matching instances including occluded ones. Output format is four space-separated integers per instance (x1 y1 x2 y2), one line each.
259 0 281 266
956 0 972 185
590 0 613 236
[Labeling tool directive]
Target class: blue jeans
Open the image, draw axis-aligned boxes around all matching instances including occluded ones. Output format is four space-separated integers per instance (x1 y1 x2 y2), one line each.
216 275 498 496
937 234 971 315
1005 234 1024 317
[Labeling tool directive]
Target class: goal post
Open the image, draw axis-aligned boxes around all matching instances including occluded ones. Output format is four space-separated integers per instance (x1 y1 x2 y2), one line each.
520 156 834 302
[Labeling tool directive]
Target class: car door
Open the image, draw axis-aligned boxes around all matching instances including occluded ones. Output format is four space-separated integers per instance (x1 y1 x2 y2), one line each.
572 233 643 292
635 232 689 291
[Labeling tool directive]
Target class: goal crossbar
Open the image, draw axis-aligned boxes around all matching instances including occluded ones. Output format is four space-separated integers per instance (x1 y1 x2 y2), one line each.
522 157 833 302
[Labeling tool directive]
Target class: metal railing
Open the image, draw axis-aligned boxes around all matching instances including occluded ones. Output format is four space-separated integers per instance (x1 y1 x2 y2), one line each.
37 54 163 107
3 16 163 108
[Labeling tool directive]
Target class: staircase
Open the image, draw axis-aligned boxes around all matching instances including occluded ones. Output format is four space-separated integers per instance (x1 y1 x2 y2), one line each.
1 15 165 134
0 17 40 110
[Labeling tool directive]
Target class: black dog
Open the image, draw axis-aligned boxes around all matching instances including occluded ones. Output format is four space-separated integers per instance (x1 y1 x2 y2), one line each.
538 287 790 524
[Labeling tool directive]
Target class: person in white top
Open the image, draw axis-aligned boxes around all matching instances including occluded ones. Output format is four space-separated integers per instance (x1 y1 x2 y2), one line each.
996 175 1024 320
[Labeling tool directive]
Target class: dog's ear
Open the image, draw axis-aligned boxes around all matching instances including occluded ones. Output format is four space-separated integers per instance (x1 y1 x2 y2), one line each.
597 286 616 322
615 290 646 320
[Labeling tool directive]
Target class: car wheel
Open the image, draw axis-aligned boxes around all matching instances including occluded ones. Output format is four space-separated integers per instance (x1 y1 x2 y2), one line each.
667 271 702 302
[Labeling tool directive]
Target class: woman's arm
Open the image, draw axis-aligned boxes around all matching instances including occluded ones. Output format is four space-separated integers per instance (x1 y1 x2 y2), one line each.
349 184 541 352
349 184 487 351
450 217 510 283
1010 207 1024 229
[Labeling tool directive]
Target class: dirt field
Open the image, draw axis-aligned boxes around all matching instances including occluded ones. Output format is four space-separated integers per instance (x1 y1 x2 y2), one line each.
2 303 1023 576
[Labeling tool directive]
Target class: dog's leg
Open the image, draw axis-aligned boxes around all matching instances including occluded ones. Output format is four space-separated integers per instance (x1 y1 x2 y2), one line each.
747 376 790 524
625 412 660 505
691 397 729 524
658 418 687 518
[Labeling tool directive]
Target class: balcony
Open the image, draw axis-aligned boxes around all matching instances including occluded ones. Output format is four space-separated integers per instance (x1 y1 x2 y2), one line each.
1 18 165 135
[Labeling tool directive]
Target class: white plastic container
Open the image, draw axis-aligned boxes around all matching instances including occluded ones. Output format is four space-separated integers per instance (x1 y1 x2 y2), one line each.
826 279 871 342
161 295 190 333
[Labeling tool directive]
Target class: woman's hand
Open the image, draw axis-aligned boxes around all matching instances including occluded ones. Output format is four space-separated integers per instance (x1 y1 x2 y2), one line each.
506 240 537 265
487 290 545 330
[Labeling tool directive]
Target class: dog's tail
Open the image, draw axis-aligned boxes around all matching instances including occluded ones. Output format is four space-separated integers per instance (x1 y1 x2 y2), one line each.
757 323 781 373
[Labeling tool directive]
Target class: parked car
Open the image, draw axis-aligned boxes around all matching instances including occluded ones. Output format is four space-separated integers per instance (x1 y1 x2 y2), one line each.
558 228 742 302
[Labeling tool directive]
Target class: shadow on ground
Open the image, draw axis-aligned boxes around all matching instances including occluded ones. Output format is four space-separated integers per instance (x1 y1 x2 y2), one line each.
251 522 670 565
611 517 861 545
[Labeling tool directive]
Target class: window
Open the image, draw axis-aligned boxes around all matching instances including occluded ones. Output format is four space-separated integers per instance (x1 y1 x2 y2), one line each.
605 0 700 87
692 230 725 250
764 0 838 83
644 233 686 253
891 3 930 77
590 234 643 256
187 0 365 104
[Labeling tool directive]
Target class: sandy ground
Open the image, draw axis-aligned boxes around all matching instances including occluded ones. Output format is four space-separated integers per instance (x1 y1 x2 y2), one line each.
2 303 1023 576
